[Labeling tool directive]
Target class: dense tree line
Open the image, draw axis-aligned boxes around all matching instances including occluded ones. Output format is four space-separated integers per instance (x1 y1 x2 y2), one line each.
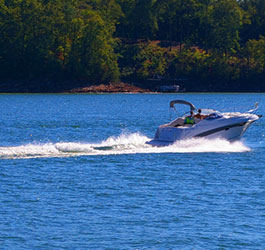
0 0 264 90
0 0 120 82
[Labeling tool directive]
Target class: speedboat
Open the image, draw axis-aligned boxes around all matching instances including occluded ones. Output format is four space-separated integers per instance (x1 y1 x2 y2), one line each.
146 100 261 146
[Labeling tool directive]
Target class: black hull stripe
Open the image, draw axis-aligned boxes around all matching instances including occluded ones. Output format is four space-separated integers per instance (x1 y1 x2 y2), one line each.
195 122 248 138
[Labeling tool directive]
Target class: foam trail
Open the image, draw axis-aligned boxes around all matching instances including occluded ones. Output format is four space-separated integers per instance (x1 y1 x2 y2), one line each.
0 132 250 159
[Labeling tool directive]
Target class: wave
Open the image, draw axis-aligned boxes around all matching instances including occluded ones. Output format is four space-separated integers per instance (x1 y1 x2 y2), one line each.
0 132 250 159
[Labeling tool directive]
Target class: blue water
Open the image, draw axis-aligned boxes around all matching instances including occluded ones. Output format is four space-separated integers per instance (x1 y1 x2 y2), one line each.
0 93 264 249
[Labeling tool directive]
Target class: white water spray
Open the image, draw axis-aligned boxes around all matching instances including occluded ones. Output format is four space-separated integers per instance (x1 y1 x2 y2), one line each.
0 132 250 159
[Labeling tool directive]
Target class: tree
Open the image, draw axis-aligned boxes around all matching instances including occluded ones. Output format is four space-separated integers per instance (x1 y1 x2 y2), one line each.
116 0 158 39
67 9 119 82
239 0 265 43
207 0 243 55
0 0 60 78
0 0 120 82
245 35 265 73
156 0 202 50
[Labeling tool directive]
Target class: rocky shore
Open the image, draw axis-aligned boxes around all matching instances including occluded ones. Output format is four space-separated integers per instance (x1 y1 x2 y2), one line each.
0 81 151 93
69 82 151 93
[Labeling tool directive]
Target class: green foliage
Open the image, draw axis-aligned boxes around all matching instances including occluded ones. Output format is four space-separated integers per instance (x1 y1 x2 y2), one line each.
134 43 167 79
0 0 120 82
208 0 243 54
68 9 119 82
116 0 158 39
0 0 51 78
167 48 210 79
155 0 202 47
0 0 264 88
118 42 248 84
239 0 265 42
117 42 167 79
245 36 265 73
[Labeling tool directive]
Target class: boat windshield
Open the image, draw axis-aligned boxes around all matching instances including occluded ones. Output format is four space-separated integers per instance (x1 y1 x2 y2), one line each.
200 109 219 115
199 109 223 119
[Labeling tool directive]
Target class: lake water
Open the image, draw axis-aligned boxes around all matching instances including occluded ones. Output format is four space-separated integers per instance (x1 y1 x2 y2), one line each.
0 93 264 249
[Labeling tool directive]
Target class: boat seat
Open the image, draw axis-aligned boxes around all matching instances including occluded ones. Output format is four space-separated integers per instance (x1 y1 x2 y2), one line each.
168 118 185 127
169 117 202 127
182 124 194 127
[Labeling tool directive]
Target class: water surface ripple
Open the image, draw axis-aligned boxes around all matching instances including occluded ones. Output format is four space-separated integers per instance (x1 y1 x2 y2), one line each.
0 93 264 249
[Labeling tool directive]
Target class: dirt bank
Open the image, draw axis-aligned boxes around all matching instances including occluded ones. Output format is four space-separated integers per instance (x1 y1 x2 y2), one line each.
69 82 151 93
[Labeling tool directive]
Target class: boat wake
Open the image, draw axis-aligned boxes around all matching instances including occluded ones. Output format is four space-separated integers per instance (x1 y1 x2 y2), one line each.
0 133 250 159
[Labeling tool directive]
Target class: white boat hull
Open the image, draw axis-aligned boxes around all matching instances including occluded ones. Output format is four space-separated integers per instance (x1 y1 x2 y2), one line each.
146 114 259 147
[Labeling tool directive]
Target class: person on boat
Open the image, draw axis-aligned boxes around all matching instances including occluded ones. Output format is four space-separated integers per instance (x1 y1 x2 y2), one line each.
184 111 195 125
194 109 206 119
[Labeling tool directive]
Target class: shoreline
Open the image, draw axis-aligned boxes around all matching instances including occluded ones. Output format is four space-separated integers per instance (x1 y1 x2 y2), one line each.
0 80 264 93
